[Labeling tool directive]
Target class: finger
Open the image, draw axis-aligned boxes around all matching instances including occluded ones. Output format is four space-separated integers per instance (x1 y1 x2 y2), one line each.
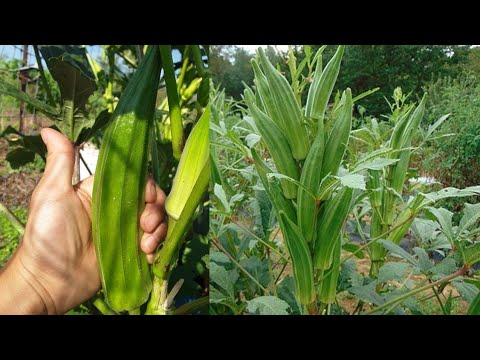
141 219 168 257
146 253 155 264
75 175 94 197
144 177 157 203
39 128 76 190
140 202 166 233
144 177 166 205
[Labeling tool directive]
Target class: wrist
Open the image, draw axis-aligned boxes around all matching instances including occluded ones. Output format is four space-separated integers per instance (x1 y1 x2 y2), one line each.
0 251 54 315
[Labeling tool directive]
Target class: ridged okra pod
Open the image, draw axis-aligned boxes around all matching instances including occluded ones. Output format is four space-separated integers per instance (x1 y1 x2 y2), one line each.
257 48 309 160
320 88 353 180
92 45 161 312
305 45 345 122
314 187 354 270
244 88 299 199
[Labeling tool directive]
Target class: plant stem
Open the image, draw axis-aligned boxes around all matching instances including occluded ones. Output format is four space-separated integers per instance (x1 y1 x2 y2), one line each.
177 46 191 94
79 152 92 176
173 296 209 315
32 45 55 107
306 301 318 315
145 276 168 315
151 125 161 185
365 266 468 315
92 297 116 315
230 220 289 262
213 238 268 293
430 280 448 315
318 213 417 283
136 45 144 61
274 260 289 285
318 303 327 315
191 45 207 77
128 308 141 315
117 52 137 68
160 45 184 161
0 201 25 236
72 146 80 185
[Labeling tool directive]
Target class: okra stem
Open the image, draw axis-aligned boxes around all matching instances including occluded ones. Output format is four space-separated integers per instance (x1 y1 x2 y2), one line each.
160 45 184 160
365 266 468 315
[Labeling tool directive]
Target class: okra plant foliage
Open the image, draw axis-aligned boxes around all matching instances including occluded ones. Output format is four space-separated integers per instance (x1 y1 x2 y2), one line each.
210 45 480 315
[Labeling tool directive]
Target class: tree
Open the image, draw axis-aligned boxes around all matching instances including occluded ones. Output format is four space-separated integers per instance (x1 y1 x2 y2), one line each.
308 45 471 115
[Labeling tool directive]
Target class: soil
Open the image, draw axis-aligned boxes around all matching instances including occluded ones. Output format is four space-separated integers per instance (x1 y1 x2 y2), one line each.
0 113 48 209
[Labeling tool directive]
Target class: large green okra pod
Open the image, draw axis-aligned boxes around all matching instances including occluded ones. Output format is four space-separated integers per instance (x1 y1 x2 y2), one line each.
92 45 161 312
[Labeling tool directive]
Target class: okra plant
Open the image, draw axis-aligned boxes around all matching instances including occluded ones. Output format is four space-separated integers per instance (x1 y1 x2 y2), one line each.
211 45 480 315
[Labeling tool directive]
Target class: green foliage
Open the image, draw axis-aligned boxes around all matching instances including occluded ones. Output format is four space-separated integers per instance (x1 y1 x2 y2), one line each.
210 45 282 99
0 207 27 267
422 75 480 192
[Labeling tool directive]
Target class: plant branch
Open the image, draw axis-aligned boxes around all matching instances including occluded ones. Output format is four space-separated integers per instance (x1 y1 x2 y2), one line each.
230 220 290 262
212 238 268 293
318 212 417 283
0 201 25 236
365 266 468 315
79 152 92 176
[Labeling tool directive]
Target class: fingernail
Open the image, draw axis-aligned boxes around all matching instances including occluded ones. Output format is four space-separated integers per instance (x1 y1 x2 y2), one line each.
40 130 49 145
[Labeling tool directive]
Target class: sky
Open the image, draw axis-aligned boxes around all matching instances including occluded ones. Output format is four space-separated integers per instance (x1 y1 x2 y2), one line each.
239 45 289 53
0 45 182 70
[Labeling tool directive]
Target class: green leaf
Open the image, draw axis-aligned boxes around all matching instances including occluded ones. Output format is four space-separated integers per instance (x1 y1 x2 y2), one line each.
341 259 364 287
349 282 385 306
338 173 366 190
245 133 261 148
430 257 458 278
209 287 239 314
22 134 47 160
378 262 410 283
422 186 480 204
468 292 480 315
75 109 111 146
462 242 480 267
425 114 450 141
356 157 400 172
210 251 231 268
0 80 59 120
201 254 209 270
379 239 418 267
457 203 480 237
6 148 35 169
256 190 273 237
316 175 339 201
410 218 439 244
246 296 290 315
240 256 271 289
39 45 98 142
214 183 231 213
277 276 302 315
427 207 455 243
452 278 479 303
413 247 433 273
342 243 365 259
210 263 237 299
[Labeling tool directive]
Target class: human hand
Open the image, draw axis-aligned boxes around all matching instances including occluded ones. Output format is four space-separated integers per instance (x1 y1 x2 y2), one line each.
0 128 167 314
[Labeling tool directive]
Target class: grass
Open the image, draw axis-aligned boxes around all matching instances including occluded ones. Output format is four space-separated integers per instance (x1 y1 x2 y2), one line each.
0 206 27 267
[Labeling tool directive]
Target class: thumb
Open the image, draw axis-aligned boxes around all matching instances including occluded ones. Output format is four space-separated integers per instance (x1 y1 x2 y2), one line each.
40 128 75 190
